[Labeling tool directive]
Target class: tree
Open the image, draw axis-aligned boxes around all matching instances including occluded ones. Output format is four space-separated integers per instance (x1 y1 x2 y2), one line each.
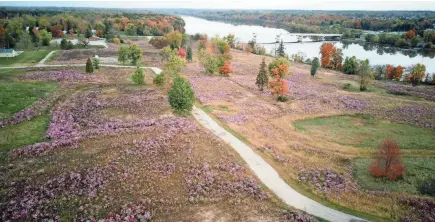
369 139 406 180
343 56 358 74
85 27 93 38
311 57 320 77
256 58 269 91
357 59 374 91
165 31 182 49
268 58 290 95
406 30 416 40
276 40 286 58
331 48 343 71
164 49 187 76
224 34 236 48
131 66 145 85
268 58 290 78
186 46 193 62
394 66 403 81
118 46 129 64
128 44 143 65
219 61 232 76
125 24 137 36
320 42 335 68
386 64 395 80
408 64 426 86
86 58 94 74
168 76 195 114
92 57 100 70
39 29 52 46
5 19 23 48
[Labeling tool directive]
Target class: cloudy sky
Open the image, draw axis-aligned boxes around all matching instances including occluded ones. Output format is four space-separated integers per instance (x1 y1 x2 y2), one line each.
1 0 435 11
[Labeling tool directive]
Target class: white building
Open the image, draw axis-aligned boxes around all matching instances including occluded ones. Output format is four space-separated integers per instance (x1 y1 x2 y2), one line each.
0 49 17 58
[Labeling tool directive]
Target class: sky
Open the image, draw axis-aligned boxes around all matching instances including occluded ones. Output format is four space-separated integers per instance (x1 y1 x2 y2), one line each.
1 0 435 11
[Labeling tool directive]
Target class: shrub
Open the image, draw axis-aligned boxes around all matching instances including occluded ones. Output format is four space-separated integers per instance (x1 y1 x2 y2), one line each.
60 38 68 50
219 61 232 76
358 59 374 91
369 139 406 180
85 58 93 74
178 48 186 57
276 95 289 102
149 37 169 49
168 77 195 114
343 83 352 90
112 38 120 44
67 40 74 50
396 39 409 48
92 58 100 70
131 67 145 85
153 73 166 86
419 178 435 196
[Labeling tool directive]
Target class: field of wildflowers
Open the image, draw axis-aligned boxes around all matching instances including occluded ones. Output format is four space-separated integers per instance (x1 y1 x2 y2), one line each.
186 49 435 220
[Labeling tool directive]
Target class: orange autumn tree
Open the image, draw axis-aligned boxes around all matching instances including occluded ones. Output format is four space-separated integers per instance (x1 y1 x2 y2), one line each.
369 139 406 180
394 66 404 81
268 58 290 95
320 42 341 70
386 64 395 80
406 29 416 39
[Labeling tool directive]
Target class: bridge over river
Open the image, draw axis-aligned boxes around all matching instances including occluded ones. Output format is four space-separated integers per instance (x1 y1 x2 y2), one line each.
241 33 342 44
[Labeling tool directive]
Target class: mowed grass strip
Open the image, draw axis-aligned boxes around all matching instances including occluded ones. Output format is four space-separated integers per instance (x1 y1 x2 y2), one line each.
293 115 435 150
0 81 57 119
353 157 435 194
0 50 50 66
0 115 49 153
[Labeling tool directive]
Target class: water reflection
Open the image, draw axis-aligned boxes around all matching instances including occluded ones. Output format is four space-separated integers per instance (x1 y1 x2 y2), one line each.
182 16 435 72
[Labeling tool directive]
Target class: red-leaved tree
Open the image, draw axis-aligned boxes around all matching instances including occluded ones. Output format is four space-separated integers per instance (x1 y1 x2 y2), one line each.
369 139 406 180
177 48 186 57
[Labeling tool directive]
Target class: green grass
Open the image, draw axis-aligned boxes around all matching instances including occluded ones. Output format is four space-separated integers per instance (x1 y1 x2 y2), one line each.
0 69 28 80
0 50 50 66
0 81 57 119
293 115 435 150
0 115 49 151
354 157 435 194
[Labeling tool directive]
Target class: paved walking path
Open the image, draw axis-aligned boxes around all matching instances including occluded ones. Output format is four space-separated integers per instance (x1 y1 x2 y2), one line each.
192 106 367 222
38 50 57 65
0 64 162 74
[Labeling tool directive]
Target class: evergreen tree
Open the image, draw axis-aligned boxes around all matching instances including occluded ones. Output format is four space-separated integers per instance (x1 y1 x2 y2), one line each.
86 58 94 74
186 46 193 62
131 66 145 85
276 40 286 58
85 27 93 38
60 38 67 49
256 58 269 91
168 76 195 114
311 57 320 77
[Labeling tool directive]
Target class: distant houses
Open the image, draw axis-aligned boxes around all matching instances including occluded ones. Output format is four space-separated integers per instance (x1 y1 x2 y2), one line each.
0 49 17 58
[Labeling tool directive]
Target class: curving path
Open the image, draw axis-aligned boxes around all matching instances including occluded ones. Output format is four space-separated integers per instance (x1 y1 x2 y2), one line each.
192 106 367 222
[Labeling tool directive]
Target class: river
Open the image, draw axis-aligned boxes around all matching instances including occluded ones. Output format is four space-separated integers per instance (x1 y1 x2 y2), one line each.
182 16 435 73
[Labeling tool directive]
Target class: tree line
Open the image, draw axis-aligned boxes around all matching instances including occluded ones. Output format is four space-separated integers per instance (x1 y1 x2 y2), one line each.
0 7 185 48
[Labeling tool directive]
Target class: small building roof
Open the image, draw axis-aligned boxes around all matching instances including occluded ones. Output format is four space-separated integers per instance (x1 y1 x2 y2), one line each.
0 49 14 53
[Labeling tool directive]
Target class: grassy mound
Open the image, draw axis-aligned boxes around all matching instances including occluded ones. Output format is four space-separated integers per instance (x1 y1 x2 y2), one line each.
293 115 435 150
